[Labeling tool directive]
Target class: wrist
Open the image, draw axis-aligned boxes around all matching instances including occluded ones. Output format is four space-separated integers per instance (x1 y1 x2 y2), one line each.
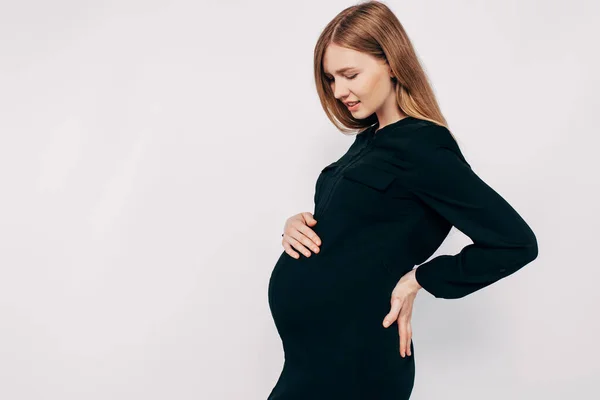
412 268 423 290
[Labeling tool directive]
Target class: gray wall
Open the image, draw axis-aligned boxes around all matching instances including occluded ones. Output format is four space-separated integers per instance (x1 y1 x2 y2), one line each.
0 0 597 399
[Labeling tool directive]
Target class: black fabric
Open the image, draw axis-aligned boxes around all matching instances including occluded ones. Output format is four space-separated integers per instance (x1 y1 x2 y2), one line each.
267 116 538 399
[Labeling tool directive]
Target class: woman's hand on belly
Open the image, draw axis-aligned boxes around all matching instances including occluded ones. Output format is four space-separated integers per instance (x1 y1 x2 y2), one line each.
281 212 322 259
381 268 422 358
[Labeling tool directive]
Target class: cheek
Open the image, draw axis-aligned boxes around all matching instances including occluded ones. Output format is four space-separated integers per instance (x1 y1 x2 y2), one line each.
354 76 378 103
365 76 390 103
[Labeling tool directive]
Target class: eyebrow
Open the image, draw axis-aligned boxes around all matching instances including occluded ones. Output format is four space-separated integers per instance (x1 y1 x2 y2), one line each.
324 67 357 75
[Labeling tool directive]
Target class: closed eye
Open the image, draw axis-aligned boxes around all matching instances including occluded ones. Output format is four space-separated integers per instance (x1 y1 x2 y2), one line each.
325 73 359 82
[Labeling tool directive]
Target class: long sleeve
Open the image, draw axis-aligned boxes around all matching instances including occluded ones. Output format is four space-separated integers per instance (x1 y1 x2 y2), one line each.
401 124 538 299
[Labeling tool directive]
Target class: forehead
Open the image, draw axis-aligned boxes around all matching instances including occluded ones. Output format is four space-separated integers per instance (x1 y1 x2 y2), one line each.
323 44 371 74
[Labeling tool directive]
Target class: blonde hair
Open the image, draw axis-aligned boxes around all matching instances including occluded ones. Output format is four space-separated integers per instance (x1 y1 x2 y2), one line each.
314 0 453 138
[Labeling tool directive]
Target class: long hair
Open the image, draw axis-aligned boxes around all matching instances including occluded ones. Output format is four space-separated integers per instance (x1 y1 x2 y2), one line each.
314 0 452 138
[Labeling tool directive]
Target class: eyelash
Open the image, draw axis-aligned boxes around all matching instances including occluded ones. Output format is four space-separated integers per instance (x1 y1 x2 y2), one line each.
326 74 358 82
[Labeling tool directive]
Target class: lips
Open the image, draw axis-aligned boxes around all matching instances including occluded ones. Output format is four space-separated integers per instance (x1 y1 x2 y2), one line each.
345 101 360 106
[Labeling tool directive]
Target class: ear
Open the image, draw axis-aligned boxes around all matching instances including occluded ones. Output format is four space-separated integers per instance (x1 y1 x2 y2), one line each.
383 58 395 79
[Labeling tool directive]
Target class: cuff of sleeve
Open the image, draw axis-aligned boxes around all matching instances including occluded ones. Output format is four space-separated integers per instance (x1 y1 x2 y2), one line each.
415 265 440 298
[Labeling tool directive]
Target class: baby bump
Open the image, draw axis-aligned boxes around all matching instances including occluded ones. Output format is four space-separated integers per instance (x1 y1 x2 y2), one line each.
267 248 392 340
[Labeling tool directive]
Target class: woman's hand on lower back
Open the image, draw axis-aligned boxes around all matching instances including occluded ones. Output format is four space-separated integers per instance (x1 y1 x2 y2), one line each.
281 212 322 259
382 268 422 358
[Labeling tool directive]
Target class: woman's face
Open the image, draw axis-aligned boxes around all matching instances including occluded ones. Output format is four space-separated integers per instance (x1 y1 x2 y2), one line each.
323 43 395 119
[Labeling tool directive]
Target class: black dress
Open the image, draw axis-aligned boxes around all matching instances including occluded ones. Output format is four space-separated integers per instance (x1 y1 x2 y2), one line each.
267 116 538 399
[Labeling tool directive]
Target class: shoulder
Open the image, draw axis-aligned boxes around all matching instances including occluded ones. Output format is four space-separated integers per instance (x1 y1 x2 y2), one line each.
408 122 459 152
380 119 456 149
405 122 470 168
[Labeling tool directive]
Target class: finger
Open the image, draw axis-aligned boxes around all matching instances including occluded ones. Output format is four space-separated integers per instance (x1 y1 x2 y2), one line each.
282 240 300 259
285 235 312 258
398 317 408 357
406 305 413 356
302 212 318 226
405 307 413 356
290 221 320 250
404 303 414 356
294 223 321 251
383 296 402 328
398 319 413 357
406 323 412 356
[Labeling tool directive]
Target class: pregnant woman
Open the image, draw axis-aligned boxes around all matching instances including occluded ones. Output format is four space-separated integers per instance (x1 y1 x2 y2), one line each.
267 2 538 399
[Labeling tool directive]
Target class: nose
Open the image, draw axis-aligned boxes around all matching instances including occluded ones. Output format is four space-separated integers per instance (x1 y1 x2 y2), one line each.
332 82 350 101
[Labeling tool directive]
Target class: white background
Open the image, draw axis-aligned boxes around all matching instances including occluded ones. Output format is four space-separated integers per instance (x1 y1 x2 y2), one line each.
1 1 598 399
